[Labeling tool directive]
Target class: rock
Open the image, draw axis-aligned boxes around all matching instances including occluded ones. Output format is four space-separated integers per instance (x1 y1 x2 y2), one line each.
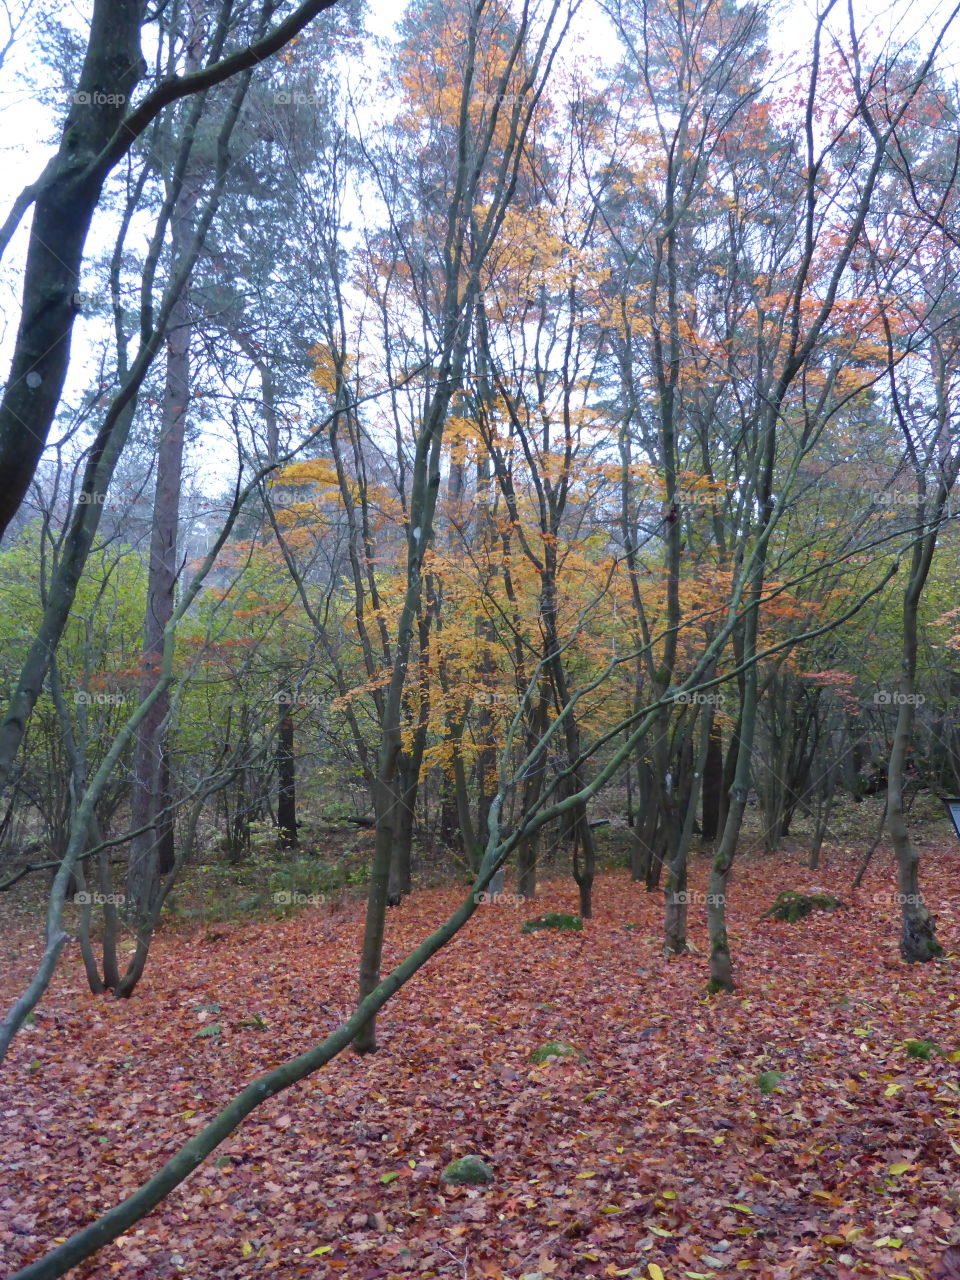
761 889 844 922
521 911 583 934
528 1040 585 1064
440 1155 494 1186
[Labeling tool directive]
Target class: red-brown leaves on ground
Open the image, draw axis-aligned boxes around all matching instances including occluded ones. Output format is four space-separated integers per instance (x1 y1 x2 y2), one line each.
0 848 958 1279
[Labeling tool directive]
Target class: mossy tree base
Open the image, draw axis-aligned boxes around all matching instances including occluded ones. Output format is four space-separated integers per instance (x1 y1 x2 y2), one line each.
900 912 944 963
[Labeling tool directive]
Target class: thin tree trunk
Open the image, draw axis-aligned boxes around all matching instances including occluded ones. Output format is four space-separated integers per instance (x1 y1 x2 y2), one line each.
700 719 723 841
122 46 200 965
851 795 887 888
665 700 713 953
276 706 297 847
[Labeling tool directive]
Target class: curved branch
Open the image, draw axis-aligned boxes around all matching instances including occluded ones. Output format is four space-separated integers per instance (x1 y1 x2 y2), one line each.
94 0 341 177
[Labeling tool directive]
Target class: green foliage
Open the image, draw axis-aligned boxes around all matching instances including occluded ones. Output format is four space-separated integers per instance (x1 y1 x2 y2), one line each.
904 1039 940 1060
756 1069 784 1094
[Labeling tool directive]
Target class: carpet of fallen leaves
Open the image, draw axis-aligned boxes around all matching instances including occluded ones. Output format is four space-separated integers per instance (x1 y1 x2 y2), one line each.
1 847 959 1280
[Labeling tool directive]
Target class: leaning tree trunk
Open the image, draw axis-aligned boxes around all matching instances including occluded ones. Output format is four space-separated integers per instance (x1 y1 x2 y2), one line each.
0 0 144 540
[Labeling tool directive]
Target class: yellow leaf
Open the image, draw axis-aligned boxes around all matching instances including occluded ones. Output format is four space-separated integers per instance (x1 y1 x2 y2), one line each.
241 1242 253 1257
887 1162 912 1175
307 1245 333 1256
648 1265 665 1280
884 1083 904 1097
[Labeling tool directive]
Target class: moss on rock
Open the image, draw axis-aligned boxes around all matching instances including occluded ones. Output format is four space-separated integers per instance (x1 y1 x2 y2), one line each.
762 889 844 922
521 912 583 934
528 1040 585 1064
440 1155 494 1185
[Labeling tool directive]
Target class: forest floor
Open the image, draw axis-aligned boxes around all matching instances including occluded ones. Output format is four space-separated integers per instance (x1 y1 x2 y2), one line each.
1 844 959 1280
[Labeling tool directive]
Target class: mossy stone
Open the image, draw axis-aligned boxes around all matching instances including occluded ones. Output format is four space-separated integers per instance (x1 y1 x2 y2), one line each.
521 912 583 934
762 889 844 922
528 1040 585 1064
440 1155 494 1185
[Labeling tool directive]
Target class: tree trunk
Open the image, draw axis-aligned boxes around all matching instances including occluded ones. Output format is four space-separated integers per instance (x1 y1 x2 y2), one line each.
571 805 596 919
0 0 144 540
665 701 713 953
277 706 297 848
122 126 198 985
700 719 722 841
708 625 761 992
889 620 941 960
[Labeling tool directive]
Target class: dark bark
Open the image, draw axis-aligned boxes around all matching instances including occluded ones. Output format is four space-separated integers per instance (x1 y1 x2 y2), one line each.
0 0 342 542
277 708 297 847
0 0 145 538
701 720 723 840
